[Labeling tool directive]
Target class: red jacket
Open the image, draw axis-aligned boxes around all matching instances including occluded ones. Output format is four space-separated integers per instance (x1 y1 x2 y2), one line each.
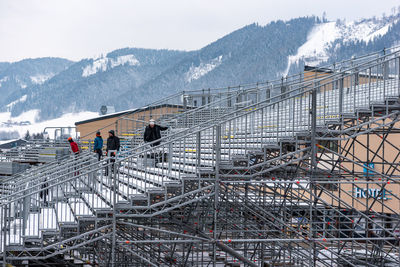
70 141 80 154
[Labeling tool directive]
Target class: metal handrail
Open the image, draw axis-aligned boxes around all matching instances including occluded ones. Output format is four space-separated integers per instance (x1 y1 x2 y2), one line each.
79 46 398 140
1 47 400 266
1 46 399 202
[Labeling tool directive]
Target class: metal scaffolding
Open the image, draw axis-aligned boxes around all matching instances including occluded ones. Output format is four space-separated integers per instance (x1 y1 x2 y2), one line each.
1 47 400 266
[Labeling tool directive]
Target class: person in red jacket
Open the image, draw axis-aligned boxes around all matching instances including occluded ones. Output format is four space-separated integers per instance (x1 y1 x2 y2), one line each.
68 137 80 155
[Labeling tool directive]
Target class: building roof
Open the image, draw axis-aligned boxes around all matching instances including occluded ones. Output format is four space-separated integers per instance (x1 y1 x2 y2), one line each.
304 65 334 73
75 104 185 125
304 65 388 79
0 139 27 149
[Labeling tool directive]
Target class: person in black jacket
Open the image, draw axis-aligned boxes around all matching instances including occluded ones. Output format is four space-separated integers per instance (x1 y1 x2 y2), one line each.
106 130 120 154
144 119 168 147
105 130 120 175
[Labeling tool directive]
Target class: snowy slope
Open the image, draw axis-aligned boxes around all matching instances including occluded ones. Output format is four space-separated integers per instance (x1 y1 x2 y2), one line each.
30 73 54 84
0 76 9 87
283 16 398 75
6 95 27 111
82 54 140 77
185 55 223 83
0 110 98 138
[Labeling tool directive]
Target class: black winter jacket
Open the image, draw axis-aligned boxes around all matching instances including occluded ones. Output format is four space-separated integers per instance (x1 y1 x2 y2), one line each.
144 125 168 146
106 135 120 154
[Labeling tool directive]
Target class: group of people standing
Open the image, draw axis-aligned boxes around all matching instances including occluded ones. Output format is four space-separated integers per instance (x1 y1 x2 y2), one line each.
92 130 120 161
67 119 167 162
67 130 120 160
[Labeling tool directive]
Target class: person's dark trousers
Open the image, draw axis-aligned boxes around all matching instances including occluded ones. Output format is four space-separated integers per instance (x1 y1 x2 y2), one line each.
105 152 116 176
40 182 49 206
95 149 102 161
105 158 116 176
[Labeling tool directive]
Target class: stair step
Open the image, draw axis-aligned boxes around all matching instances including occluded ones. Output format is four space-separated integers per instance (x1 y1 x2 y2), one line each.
197 167 214 175
130 194 148 200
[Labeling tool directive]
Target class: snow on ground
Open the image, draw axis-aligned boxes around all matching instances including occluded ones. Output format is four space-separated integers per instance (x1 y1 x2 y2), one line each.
283 17 396 76
30 73 54 84
82 54 140 77
0 110 98 139
185 55 223 83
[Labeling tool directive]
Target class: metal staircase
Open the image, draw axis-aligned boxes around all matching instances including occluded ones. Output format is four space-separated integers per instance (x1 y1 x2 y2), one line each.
1 47 400 266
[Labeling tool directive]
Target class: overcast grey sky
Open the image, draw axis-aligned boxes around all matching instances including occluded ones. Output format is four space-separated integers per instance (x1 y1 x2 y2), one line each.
0 0 399 62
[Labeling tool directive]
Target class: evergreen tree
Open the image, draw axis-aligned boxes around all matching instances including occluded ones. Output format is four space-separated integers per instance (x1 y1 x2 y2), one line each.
24 130 31 141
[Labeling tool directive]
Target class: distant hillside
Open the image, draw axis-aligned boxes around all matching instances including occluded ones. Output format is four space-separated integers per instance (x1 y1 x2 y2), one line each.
4 13 400 121
10 49 186 120
0 58 73 112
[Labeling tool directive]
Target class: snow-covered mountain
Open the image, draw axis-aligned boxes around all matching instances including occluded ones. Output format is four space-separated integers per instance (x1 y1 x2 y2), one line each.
1 12 400 139
0 58 73 111
284 15 399 75
82 54 140 77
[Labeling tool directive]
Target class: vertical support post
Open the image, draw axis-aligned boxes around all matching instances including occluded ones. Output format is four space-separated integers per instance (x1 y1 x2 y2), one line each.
184 94 187 111
2 204 7 267
227 87 231 108
196 132 201 168
383 57 389 115
397 56 400 95
168 142 172 175
339 75 344 116
368 67 372 108
111 157 117 267
213 125 221 267
216 125 221 170
22 187 30 236
311 87 317 154
310 87 318 267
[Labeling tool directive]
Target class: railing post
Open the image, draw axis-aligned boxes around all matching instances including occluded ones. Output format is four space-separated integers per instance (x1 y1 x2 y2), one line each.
339 75 344 117
281 77 286 100
196 131 201 168
111 150 118 267
107 150 117 186
22 186 30 237
310 86 318 267
398 56 400 96
183 91 187 111
214 124 221 267
383 57 389 100
2 204 7 267
311 87 317 169
227 87 231 108
168 142 172 175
